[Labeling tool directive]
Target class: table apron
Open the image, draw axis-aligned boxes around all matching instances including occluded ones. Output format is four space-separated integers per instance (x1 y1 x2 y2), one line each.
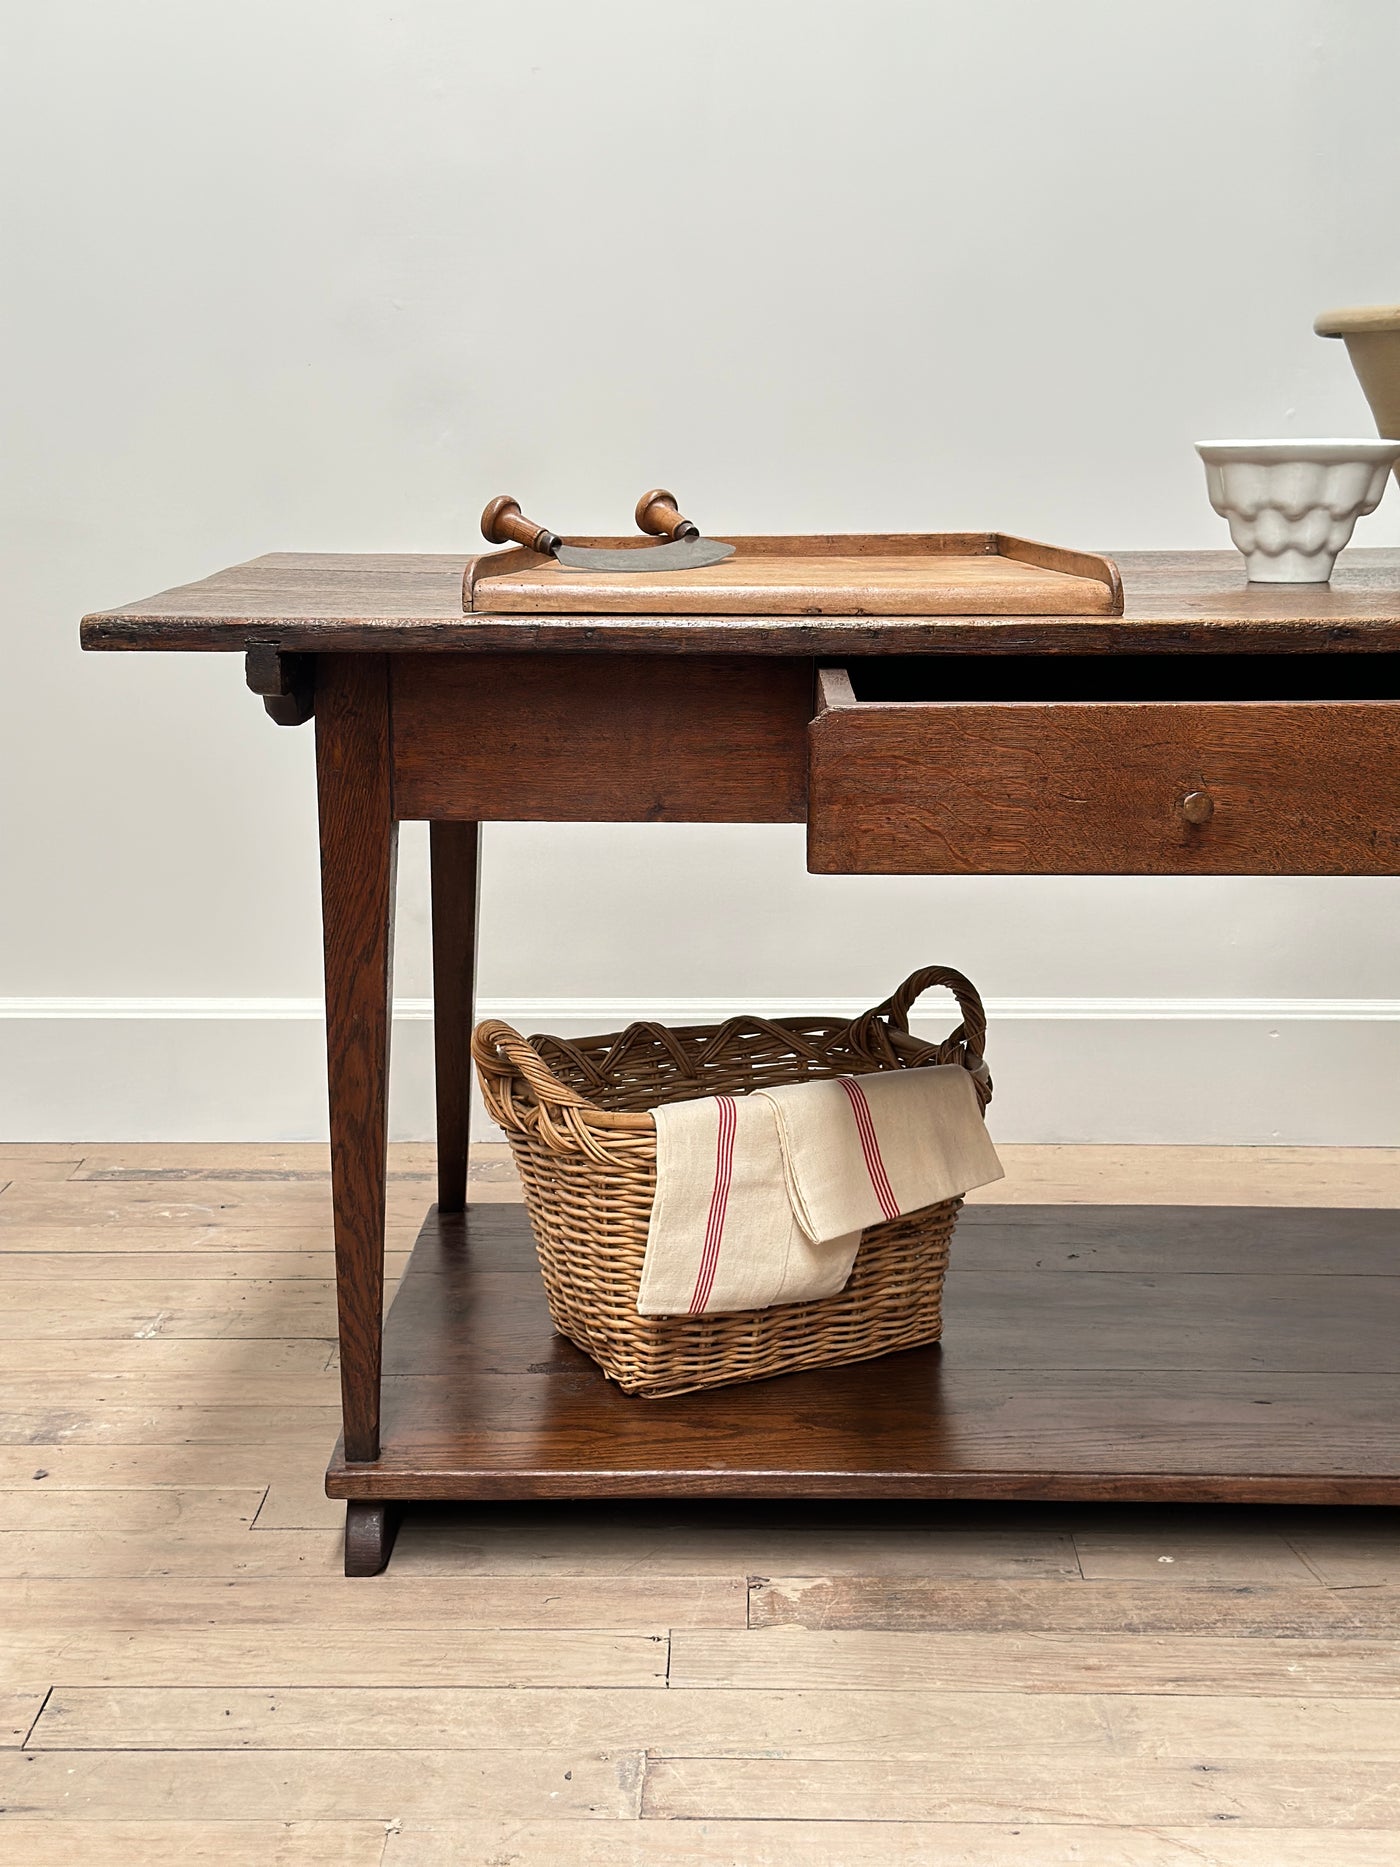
389 651 813 823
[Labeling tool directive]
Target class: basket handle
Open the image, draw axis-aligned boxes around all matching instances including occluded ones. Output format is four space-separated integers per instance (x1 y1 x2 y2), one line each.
472 1017 662 1160
471 1018 594 1120
861 966 989 1080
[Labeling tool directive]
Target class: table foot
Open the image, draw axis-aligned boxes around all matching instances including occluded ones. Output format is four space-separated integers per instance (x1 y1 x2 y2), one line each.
344 1500 400 1576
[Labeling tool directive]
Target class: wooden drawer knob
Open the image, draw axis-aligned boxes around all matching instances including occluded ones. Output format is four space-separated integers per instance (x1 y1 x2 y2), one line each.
1180 790 1215 825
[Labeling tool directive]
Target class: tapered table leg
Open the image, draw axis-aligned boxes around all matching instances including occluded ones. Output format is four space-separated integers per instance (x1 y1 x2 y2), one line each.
430 820 481 1213
316 654 397 1480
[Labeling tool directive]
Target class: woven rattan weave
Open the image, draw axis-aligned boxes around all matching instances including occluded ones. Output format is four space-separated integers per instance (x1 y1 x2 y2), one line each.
471 966 992 1397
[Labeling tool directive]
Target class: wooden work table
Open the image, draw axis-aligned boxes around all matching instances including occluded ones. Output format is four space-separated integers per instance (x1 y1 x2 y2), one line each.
83 548 1400 1573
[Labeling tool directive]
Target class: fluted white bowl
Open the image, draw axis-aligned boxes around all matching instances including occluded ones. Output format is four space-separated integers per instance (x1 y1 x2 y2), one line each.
1196 439 1400 582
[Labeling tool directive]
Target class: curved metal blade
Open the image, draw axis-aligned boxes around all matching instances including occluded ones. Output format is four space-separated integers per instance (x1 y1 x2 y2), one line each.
555 537 736 573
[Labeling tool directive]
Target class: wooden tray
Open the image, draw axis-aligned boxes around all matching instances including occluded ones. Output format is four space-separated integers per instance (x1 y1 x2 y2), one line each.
462 532 1123 617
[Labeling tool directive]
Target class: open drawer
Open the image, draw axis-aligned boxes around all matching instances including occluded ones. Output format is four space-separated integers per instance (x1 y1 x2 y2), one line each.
807 654 1400 875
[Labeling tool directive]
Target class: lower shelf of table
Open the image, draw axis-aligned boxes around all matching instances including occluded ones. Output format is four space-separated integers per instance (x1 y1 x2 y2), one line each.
325 1202 1400 1506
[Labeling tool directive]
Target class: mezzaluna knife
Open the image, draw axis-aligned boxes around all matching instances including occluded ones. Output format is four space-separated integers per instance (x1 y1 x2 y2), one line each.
480 489 735 571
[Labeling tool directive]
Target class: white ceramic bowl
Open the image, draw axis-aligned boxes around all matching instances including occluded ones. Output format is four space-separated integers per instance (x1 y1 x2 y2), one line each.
1195 439 1400 582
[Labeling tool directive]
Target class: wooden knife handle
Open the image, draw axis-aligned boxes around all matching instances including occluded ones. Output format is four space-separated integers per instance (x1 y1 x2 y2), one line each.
480 496 561 556
634 488 700 542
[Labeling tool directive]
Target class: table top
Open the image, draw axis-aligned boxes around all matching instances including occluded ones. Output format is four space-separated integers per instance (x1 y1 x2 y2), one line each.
81 547 1400 657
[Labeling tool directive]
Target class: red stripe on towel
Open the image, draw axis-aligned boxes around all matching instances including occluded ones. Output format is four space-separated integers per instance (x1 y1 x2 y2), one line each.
689 1095 737 1314
838 1076 901 1220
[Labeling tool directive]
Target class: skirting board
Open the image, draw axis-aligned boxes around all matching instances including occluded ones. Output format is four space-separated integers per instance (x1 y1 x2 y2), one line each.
3 997 1400 1144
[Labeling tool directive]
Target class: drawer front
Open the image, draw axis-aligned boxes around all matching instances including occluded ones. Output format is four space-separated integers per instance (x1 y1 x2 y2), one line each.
808 681 1400 874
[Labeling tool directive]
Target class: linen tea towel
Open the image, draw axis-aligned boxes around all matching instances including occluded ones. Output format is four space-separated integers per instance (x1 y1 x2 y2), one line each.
757 1064 1004 1243
636 1090 862 1316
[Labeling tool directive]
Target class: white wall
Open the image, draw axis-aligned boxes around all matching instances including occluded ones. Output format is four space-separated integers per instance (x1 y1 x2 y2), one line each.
4 0 1400 1143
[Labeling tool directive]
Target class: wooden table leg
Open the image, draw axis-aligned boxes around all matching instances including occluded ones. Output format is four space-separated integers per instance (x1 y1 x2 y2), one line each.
316 655 397 1495
430 821 481 1213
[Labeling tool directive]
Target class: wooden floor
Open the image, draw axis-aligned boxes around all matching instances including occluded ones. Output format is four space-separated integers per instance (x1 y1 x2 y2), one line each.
3 1143 1400 1864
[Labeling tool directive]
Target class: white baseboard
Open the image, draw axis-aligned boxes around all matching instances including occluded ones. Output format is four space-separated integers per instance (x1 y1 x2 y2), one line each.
3 996 1399 1145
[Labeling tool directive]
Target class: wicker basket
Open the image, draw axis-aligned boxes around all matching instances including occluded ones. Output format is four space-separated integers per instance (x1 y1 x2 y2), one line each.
471 966 992 1398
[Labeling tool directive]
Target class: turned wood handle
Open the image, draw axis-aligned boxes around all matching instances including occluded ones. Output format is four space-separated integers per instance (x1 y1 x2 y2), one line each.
634 488 700 542
481 496 561 556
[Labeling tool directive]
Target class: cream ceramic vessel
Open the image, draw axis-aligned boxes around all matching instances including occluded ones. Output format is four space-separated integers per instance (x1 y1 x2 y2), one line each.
1316 305 1400 482
1195 439 1400 583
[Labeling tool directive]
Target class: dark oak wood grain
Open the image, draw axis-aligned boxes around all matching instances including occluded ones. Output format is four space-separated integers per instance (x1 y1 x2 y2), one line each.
390 653 812 822
429 820 480 1213
956 1203 1400 1275
324 1203 1400 1514
808 665 1400 874
316 655 397 1465
81 548 1400 654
